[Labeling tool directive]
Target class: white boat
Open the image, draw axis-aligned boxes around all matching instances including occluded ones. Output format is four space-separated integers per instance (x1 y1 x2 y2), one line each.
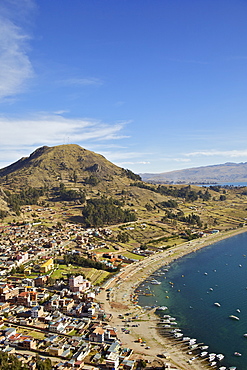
214 302 221 307
229 315 240 320
189 338 197 345
216 353 224 361
208 353 216 361
157 306 168 310
189 344 198 350
182 336 190 341
170 328 181 332
200 351 208 357
243 333 247 337
174 332 183 338
234 351 242 356
150 279 161 285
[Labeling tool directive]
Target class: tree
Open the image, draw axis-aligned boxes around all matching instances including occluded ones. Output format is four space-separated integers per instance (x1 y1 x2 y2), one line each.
145 203 153 211
117 231 129 243
84 175 99 186
0 210 7 220
138 359 147 369
36 355 52 370
73 170 78 183
16 265 25 274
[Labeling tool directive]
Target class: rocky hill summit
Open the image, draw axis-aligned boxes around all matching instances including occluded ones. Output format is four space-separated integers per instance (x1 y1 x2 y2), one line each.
0 144 139 189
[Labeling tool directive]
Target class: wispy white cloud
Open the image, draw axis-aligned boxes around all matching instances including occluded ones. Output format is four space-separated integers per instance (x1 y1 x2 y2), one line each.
185 149 247 158
53 110 70 115
114 101 125 107
0 114 128 147
101 151 151 161
60 77 103 86
0 1 34 100
0 113 130 168
160 157 191 163
118 161 150 165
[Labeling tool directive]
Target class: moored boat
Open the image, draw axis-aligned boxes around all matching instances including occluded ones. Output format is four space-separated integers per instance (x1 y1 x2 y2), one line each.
216 353 224 361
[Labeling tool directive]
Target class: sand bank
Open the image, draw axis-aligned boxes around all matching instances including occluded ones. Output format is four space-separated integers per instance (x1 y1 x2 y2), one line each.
97 227 247 369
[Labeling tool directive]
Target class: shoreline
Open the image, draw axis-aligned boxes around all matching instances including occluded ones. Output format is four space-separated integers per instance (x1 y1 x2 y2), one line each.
96 227 247 369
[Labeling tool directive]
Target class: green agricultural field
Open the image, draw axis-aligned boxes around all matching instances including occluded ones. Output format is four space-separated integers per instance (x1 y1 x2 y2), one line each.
51 263 110 285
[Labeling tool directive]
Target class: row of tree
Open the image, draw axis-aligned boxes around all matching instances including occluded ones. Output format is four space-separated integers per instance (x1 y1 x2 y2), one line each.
132 182 215 202
63 253 118 272
5 187 45 215
59 183 85 202
162 210 202 227
0 352 52 370
82 197 137 227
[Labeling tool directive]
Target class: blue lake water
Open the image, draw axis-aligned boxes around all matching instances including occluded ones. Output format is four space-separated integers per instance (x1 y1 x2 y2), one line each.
200 182 247 187
137 232 247 369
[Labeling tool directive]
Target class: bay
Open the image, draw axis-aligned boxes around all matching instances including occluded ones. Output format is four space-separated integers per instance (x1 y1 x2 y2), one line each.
137 232 247 369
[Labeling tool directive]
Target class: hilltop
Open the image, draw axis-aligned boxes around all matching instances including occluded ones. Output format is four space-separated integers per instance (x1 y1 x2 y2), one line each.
141 162 247 184
0 144 138 189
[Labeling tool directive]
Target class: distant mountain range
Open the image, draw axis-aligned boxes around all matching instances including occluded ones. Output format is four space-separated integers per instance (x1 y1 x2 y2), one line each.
140 162 247 184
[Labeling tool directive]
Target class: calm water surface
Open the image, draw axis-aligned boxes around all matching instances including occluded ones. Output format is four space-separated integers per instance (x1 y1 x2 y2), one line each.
138 232 247 369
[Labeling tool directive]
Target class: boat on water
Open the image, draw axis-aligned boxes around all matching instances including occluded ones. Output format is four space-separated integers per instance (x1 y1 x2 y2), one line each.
214 302 221 307
229 315 240 320
216 353 224 361
200 345 209 350
234 351 242 356
208 352 216 360
189 338 196 345
150 279 161 285
182 336 190 341
157 306 168 310
174 332 183 338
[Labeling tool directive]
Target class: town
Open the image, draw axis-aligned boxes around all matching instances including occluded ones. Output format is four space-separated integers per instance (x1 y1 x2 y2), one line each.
0 205 160 370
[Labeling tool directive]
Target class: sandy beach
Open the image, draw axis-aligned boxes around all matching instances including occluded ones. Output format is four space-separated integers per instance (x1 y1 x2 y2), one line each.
96 227 247 369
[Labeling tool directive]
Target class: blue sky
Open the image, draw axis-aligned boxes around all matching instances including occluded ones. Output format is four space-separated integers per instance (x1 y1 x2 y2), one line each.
1 0 247 174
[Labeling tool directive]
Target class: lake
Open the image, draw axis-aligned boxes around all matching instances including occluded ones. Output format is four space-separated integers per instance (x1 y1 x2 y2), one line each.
137 232 247 369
